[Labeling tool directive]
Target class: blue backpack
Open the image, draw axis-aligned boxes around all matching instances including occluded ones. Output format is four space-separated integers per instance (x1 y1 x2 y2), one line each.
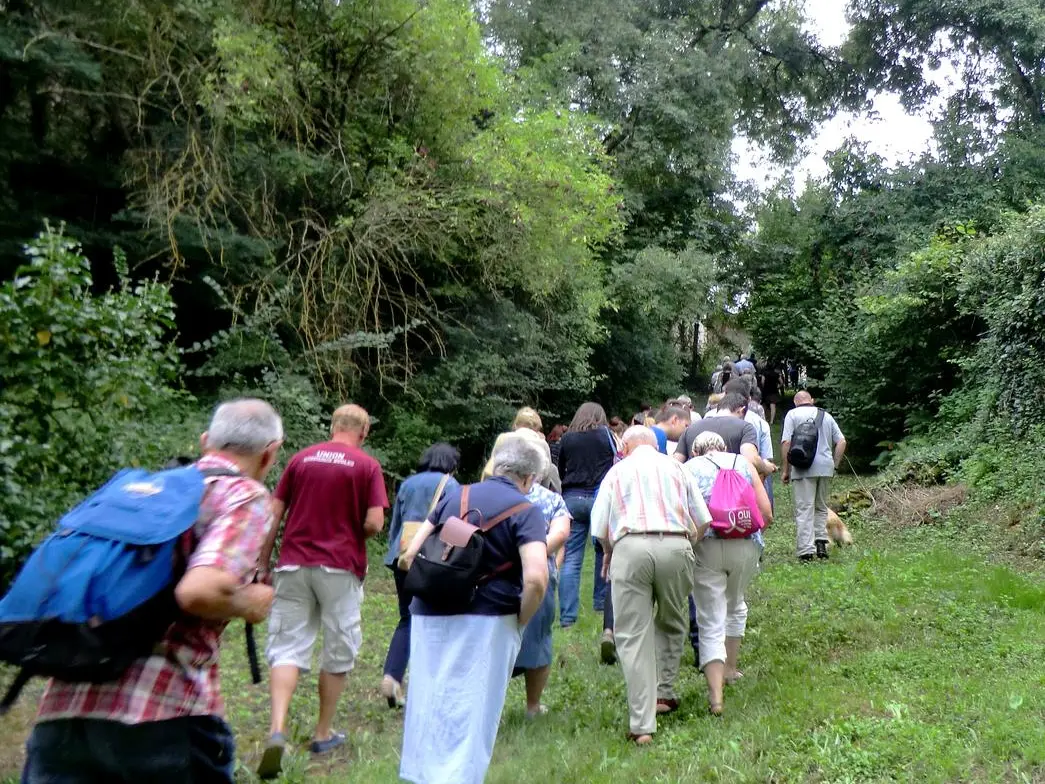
0 464 261 713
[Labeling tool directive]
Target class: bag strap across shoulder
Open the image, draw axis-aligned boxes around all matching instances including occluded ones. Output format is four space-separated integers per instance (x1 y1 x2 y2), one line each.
426 474 450 522
456 485 531 533
481 501 532 533
458 484 476 523
814 408 825 429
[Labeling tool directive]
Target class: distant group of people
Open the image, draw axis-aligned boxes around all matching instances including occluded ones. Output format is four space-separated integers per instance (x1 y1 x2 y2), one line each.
16 375 847 783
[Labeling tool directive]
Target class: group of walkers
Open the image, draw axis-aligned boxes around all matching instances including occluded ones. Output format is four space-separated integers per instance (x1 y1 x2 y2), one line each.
13 370 848 783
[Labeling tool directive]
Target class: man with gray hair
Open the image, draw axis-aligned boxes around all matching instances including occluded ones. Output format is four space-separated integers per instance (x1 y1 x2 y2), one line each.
591 426 711 745
23 399 282 784
257 404 388 778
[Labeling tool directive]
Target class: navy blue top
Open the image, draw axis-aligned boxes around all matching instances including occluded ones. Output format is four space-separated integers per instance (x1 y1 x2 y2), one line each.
410 476 547 617
384 471 460 567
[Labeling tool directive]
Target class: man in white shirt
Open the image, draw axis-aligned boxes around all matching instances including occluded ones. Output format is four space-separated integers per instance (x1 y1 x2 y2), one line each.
591 427 709 745
781 392 847 561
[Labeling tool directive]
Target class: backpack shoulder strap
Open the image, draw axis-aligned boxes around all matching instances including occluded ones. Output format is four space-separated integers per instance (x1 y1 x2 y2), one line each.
457 485 482 525
480 501 532 532
814 408 825 428
427 474 450 521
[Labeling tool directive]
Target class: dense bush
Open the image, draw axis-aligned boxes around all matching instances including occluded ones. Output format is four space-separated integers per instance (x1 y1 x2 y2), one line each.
0 228 199 578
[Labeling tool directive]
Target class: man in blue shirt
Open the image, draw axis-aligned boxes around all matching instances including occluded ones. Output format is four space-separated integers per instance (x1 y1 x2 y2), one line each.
650 405 690 455
734 355 756 375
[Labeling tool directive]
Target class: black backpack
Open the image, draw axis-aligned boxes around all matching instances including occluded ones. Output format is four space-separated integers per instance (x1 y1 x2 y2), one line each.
787 408 825 470
404 485 531 612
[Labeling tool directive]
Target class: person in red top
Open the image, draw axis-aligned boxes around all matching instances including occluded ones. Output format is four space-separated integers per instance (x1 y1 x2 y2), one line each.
256 403 388 779
22 398 282 784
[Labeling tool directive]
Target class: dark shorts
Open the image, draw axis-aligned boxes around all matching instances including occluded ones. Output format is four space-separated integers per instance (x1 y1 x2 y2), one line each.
22 715 235 784
764 392 781 404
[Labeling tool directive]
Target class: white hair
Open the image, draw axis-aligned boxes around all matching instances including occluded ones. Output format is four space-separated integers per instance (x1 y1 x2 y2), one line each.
622 425 657 448
207 398 283 455
691 431 727 457
490 435 547 483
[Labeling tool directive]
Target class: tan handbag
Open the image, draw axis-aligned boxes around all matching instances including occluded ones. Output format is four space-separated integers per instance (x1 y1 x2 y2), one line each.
399 474 451 555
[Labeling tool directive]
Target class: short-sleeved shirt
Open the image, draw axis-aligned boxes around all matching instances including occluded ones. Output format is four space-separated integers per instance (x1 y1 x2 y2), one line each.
676 415 757 460
37 455 272 725
591 445 710 544
275 441 389 580
527 483 570 530
650 426 669 455
384 471 459 566
685 452 764 546
411 476 547 618
745 409 773 461
781 406 845 479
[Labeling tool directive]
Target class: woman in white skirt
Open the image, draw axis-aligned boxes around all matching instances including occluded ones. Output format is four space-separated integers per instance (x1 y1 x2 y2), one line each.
399 436 550 784
685 431 773 716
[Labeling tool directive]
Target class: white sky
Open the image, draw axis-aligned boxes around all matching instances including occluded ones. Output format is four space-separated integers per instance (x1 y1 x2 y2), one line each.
733 0 947 192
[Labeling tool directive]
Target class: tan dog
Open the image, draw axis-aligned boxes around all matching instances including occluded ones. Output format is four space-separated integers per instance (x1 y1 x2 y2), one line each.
826 509 853 546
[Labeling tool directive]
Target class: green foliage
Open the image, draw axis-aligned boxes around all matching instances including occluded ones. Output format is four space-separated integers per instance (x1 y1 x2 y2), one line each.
960 205 1045 432
0 227 196 577
845 0 1045 129
807 228 981 459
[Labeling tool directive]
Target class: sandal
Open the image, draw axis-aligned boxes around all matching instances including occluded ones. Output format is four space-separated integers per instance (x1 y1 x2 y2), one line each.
655 698 679 715
627 732 654 745
525 704 549 719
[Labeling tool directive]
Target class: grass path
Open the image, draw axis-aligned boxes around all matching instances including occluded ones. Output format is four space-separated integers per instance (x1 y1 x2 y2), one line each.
2 476 1044 782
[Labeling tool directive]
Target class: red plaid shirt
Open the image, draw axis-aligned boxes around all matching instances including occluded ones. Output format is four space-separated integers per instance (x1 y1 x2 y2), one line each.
36 455 272 725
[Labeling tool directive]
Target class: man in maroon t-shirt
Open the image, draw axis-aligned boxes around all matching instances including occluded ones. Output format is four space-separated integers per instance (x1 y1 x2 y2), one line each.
256 404 388 779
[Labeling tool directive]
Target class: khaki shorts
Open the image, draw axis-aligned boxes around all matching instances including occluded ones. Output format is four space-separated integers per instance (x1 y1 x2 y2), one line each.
266 566 363 674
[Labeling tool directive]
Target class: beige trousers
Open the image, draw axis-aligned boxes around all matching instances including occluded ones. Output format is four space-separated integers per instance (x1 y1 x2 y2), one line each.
609 534 695 735
792 476 831 556
692 537 761 668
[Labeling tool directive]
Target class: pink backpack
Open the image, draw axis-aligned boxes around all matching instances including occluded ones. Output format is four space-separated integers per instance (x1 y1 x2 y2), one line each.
703 455 764 538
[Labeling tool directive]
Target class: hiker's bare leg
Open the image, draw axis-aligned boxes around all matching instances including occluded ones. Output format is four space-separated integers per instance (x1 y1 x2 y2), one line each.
525 666 551 712
704 660 725 712
724 636 742 681
315 670 347 741
268 665 299 736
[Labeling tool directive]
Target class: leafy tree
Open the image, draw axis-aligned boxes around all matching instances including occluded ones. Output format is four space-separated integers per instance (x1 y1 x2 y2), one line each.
0 227 195 576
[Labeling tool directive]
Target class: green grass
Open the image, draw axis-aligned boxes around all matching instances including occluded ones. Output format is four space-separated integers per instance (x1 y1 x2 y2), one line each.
2 476 1044 783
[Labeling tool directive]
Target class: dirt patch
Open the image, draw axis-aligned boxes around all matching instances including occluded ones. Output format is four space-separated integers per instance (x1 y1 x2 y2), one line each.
867 484 968 527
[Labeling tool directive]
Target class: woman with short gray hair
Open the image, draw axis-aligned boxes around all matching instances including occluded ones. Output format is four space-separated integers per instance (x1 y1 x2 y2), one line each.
685 430 772 716
398 436 550 784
